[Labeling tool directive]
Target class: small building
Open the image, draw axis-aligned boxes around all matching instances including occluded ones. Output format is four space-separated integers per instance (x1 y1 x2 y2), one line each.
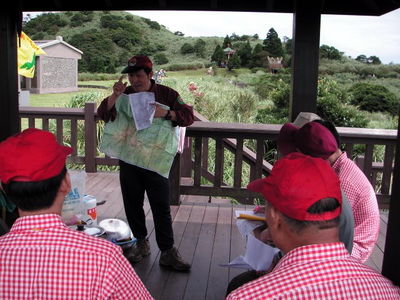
21 36 83 94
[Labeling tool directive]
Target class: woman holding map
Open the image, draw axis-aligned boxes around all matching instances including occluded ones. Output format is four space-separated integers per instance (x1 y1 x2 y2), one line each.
97 55 194 272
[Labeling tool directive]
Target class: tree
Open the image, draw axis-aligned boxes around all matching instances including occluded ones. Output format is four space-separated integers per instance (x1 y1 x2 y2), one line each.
356 54 368 63
236 41 253 67
227 53 241 71
194 39 206 57
211 45 224 66
368 56 381 65
153 53 169 65
263 28 283 57
222 35 232 48
250 44 269 68
319 45 342 60
180 43 194 54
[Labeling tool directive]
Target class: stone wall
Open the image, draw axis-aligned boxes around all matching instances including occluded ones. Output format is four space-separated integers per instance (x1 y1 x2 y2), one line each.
40 56 77 92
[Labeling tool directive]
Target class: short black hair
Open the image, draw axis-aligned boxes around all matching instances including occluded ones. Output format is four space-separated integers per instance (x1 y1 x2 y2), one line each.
2 167 67 211
281 197 341 233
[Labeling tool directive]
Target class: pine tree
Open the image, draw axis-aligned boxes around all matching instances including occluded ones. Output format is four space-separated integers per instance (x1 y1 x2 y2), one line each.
222 35 232 49
263 28 283 57
237 41 253 67
211 45 225 66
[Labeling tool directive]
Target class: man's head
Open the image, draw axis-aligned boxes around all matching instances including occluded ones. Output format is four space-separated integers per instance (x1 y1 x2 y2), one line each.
0 128 72 211
277 121 338 159
247 153 342 251
121 55 153 92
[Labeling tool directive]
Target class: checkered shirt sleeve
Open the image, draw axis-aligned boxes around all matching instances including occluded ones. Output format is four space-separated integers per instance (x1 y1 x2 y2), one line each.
226 243 400 300
0 214 153 300
333 152 380 262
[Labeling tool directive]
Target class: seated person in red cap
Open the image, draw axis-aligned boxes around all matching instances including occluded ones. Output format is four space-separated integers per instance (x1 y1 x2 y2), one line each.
0 128 153 300
226 153 400 300
97 54 193 271
278 120 380 263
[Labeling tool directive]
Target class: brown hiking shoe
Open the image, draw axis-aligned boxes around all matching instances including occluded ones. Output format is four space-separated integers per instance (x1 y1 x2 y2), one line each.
125 239 150 264
159 247 191 272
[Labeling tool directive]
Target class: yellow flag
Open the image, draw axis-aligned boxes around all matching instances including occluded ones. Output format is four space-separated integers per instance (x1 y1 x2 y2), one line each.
17 31 46 78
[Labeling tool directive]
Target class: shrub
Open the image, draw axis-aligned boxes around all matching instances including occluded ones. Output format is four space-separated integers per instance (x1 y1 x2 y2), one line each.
165 63 204 71
153 53 169 65
180 43 195 54
348 82 398 115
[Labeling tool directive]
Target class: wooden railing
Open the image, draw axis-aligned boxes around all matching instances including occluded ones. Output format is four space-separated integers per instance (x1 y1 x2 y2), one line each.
19 103 397 208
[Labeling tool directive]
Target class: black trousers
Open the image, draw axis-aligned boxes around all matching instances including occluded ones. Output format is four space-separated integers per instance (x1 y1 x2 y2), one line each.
119 160 174 251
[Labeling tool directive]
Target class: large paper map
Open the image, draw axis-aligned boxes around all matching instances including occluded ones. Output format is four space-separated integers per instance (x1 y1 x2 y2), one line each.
99 93 179 178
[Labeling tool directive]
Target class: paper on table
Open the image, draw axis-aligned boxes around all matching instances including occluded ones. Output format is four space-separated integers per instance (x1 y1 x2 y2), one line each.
128 92 156 131
221 234 280 271
235 210 265 237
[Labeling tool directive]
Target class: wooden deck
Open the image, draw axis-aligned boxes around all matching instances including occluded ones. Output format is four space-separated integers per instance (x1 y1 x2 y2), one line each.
87 172 388 300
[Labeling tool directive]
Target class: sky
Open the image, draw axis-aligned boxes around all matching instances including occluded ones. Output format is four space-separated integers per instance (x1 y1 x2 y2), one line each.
24 9 400 64
128 9 400 64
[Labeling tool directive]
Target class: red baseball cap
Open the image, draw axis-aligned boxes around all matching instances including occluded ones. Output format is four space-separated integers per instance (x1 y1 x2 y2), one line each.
0 128 72 184
121 55 153 73
247 152 342 221
277 122 338 159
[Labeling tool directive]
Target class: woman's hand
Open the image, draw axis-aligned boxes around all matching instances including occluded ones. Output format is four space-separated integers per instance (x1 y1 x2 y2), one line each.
107 75 127 110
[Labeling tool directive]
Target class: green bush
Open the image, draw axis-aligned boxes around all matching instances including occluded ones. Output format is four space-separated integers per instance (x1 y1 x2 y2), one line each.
153 53 169 65
180 43 195 54
348 82 398 115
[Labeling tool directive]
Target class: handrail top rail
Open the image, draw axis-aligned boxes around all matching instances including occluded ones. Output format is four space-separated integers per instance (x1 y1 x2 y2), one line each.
19 105 397 140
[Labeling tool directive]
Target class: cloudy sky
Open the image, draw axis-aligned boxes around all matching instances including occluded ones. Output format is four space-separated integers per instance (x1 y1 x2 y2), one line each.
128 9 400 64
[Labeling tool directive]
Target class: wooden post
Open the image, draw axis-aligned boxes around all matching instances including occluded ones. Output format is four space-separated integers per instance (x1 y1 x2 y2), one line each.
290 0 321 121
84 102 96 173
0 9 20 141
382 116 400 285
169 154 181 205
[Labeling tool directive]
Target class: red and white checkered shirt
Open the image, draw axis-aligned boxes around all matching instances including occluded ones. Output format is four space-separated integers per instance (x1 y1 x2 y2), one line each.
332 152 380 262
0 214 153 300
226 243 400 300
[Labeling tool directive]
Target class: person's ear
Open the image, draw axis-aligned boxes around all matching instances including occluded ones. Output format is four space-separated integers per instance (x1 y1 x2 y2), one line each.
59 172 71 195
268 205 283 231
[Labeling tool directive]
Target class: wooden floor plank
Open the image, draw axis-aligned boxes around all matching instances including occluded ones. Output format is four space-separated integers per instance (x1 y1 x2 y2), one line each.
183 206 219 300
229 206 248 282
161 205 206 300
144 204 193 299
206 206 232 300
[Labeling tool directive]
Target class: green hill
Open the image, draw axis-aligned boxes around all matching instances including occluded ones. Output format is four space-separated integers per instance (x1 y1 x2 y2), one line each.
23 11 243 72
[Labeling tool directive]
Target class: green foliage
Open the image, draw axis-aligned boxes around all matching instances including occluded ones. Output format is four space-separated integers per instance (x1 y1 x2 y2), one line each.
211 45 225 66
227 54 241 71
69 29 118 73
236 41 253 67
222 35 232 48
174 31 184 36
348 82 398 115
153 53 169 65
180 43 195 54
320 44 342 60
24 13 68 37
262 28 283 57
251 44 269 68
194 39 206 57
141 18 161 30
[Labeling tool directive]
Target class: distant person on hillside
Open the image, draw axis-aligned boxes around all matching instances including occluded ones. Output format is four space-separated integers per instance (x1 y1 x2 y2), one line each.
97 55 194 272
277 119 380 263
0 128 153 299
226 153 400 300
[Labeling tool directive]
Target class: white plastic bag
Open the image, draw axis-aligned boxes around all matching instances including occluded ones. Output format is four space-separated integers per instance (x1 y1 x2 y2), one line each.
62 170 86 225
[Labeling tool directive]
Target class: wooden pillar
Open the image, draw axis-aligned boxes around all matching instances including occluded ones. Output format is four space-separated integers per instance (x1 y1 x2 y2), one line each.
84 102 97 173
382 113 400 286
0 9 20 141
290 0 321 121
